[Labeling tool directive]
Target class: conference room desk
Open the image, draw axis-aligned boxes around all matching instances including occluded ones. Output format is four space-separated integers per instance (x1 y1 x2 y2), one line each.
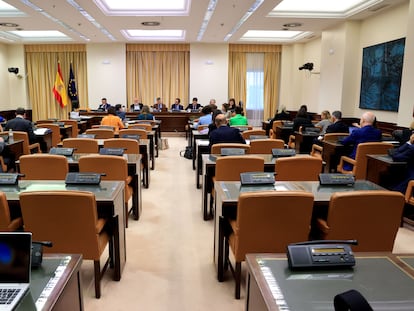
2 180 126 281
201 154 279 221
213 180 384 273
192 130 209 170
34 130 53 152
322 140 348 173
66 153 142 221
6 139 24 159
245 253 414 311
275 125 293 144
294 131 320 154
17 254 83 311
366 154 407 187
195 139 210 187
96 138 151 188
59 124 73 139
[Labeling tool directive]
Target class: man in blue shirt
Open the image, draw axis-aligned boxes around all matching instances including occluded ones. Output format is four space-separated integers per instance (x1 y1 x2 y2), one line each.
341 111 381 170
194 105 213 129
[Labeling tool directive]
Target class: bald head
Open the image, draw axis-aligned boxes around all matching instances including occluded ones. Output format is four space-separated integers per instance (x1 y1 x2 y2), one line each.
215 114 227 127
360 111 376 127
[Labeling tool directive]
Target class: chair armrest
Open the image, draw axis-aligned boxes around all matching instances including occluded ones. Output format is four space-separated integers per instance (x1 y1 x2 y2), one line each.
229 219 238 236
126 176 133 185
0 156 6 172
269 129 275 139
8 217 23 231
96 218 107 233
405 180 414 204
316 218 330 235
29 142 42 154
337 156 356 173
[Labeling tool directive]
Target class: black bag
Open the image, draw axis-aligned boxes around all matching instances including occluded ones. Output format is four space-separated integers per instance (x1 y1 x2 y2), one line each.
180 146 193 159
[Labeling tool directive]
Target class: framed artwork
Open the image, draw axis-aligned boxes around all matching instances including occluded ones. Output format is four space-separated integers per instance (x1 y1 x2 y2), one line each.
359 37 405 112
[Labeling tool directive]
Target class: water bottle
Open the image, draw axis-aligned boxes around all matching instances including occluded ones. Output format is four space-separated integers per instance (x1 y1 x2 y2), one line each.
8 129 14 143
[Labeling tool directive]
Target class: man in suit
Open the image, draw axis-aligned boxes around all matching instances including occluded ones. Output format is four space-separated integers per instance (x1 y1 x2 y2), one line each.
98 98 111 111
130 97 143 111
154 97 165 111
171 98 184 111
391 133 414 193
185 97 202 111
5 107 36 143
341 111 381 170
325 110 349 133
209 113 245 150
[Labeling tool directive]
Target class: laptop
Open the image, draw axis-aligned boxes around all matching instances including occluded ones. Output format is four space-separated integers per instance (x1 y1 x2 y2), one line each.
0 232 32 311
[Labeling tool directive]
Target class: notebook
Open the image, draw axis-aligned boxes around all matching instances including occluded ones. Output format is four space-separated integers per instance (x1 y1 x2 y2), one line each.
0 232 32 311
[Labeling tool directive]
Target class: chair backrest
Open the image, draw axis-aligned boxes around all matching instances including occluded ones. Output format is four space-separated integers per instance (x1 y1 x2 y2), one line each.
36 120 54 124
323 133 349 142
129 124 152 131
19 154 69 180
60 119 79 138
310 144 323 159
233 191 314 261
269 120 283 139
11 131 32 155
38 123 61 147
210 143 250 154
119 129 147 139
249 139 285 154
275 156 322 181
241 129 266 140
352 142 393 180
85 128 114 139
103 138 140 154
62 138 99 153
215 156 265 181
19 191 103 259
79 155 128 181
0 192 12 231
324 191 405 252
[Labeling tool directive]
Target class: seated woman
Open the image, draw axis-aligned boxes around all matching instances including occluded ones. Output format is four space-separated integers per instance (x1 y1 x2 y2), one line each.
100 106 125 132
315 110 332 134
292 106 313 132
137 105 154 121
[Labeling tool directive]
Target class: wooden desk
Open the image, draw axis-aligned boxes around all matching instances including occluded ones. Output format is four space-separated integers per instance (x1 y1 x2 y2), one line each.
275 125 293 144
245 253 414 311
213 180 384 274
322 140 348 173
59 124 73 139
66 153 142 221
192 130 209 170
34 131 53 152
2 180 126 280
366 154 407 187
17 254 83 311
6 139 24 159
294 131 319 154
195 139 209 187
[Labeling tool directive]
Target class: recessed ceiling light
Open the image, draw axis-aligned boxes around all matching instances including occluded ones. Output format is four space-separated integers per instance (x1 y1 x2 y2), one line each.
0 22 19 27
283 22 302 28
141 21 160 26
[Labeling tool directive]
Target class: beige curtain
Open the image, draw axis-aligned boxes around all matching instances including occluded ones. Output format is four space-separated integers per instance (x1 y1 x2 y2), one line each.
126 44 189 109
25 44 88 121
228 44 281 121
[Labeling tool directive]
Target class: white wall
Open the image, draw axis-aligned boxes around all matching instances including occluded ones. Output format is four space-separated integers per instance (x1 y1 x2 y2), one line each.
0 43 11 110
86 44 126 109
189 43 228 106
7 45 28 109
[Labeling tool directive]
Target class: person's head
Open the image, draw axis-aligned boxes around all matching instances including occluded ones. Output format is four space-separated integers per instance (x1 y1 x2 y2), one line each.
321 110 331 120
300 105 308 112
297 106 308 118
222 103 230 112
201 105 212 115
115 104 122 111
228 98 236 106
215 114 227 127
192 97 198 103
209 99 216 106
212 109 223 123
175 98 181 104
141 105 150 114
360 111 376 127
156 97 162 104
16 107 26 116
279 105 287 113
234 106 243 115
331 110 342 122
107 106 116 115
101 98 107 104
133 97 140 104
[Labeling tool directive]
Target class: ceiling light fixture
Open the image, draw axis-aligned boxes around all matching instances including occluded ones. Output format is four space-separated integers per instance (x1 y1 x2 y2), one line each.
66 0 114 41
197 0 218 41
0 22 19 27
282 22 302 28
141 21 160 26
224 0 264 41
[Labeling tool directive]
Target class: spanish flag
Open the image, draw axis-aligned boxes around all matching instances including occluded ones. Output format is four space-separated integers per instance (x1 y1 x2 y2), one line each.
52 62 69 108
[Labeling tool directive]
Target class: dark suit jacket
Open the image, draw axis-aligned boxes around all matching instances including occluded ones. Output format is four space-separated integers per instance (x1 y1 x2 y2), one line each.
130 103 143 111
172 104 184 111
341 125 382 159
98 103 111 110
185 103 201 110
326 121 349 134
209 125 246 150
292 117 313 132
5 117 36 143
391 142 414 193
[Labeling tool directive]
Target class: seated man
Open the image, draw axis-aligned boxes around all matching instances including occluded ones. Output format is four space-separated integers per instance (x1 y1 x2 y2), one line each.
391 133 414 193
209 113 245 150
185 97 202 111
229 106 248 126
5 107 36 144
101 107 125 131
98 98 111 111
130 98 143 112
172 98 184 111
325 110 349 133
341 111 381 170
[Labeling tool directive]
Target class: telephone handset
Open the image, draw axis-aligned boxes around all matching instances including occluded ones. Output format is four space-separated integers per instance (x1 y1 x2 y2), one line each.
287 240 357 270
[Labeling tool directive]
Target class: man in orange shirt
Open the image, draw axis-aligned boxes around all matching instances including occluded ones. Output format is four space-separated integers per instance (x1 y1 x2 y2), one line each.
101 106 125 132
